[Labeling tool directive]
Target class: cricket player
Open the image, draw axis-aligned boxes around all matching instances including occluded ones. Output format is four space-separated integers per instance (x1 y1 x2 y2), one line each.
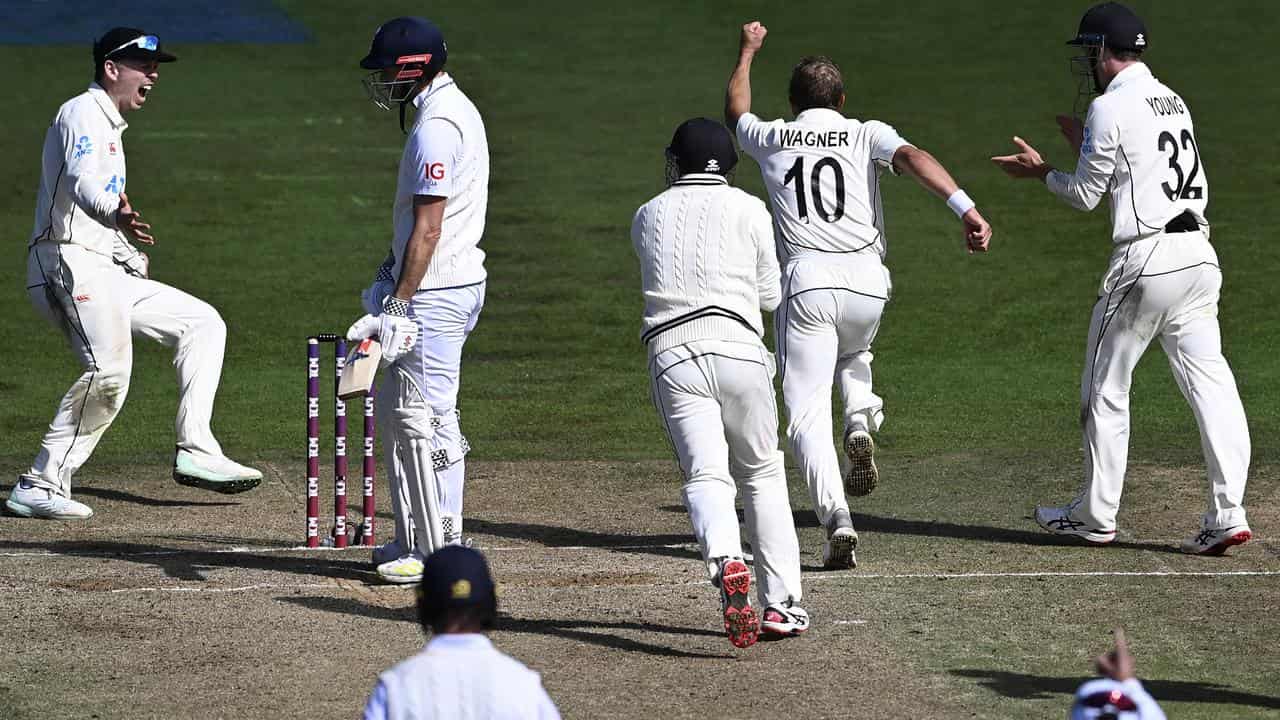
634 118 808 648
361 545 561 720
9 28 262 521
992 2 1252 555
347 17 487 583
725 22 993 568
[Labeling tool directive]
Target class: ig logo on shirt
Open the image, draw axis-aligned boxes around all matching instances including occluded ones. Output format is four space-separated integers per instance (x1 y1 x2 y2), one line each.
425 162 446 184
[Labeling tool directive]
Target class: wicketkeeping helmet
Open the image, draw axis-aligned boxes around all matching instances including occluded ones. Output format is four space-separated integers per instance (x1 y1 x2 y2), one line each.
1066 3 1148 115
665 118 738 186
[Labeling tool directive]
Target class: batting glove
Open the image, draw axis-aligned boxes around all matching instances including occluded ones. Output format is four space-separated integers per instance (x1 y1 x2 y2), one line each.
346 296 418 366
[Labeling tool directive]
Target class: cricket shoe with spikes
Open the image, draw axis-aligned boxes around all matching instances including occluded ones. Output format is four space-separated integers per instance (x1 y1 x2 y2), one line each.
173 449 262 494
1034 505 1116 545
843 429 878 496
760 601 810 638
1180 524 1252 556
822 509 858 569
715 557 758 648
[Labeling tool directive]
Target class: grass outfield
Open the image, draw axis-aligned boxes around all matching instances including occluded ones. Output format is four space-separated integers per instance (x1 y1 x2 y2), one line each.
1 1 1278 718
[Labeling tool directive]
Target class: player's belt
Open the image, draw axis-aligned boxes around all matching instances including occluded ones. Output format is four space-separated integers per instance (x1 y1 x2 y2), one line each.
1164 211 1199 234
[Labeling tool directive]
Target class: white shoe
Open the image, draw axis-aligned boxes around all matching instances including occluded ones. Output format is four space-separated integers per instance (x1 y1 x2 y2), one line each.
760 601 810 637
1180 524 1252 556
823 526 859 569
843 429 878 496
173 449 262 494
5 478 93 520
372 539 406 566
377 553 424 584
1034 506 1115 545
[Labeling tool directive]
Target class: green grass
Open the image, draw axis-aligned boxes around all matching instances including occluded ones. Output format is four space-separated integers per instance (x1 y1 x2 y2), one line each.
1 3 1278 717
3 1 1278 466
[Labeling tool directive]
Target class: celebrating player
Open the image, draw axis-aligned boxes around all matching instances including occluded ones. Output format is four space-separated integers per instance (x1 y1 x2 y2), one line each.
347 17 488 583
725 22 993 568
9 28 262 521
992 2 1252 555
633 118 808 648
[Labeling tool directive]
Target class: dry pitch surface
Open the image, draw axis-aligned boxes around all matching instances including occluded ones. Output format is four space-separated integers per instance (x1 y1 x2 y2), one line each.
2 456 1278 719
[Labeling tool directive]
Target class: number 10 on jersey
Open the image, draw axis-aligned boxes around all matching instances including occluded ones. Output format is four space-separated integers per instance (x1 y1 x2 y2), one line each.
784 157 846 223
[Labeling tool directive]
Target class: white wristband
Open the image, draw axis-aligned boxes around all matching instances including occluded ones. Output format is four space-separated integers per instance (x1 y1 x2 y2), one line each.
946 189 975 218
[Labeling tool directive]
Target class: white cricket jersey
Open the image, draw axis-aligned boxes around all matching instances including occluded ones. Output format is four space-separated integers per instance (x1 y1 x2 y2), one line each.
29 84 130 257
1047 63 1209 243
736 108 910 266
393 73 488 290
362 634 560 720
632 173 781 355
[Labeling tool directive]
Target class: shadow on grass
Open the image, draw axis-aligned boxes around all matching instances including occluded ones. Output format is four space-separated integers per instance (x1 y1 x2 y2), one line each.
666 504 1182 556
0 540 372 583
280 595 733 659
466 518 700 561
951 669 1280 709
74 486 240 508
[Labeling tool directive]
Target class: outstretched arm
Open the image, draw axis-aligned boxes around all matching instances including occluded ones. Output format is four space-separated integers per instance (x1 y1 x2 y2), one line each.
725 21 767 133
893 145 992 253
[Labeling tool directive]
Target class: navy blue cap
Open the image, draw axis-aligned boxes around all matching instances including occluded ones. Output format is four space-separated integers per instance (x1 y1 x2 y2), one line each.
360 17 447 72
1068 3 1148 52
94 27 177 65
667 118 738 176
416 546 497 618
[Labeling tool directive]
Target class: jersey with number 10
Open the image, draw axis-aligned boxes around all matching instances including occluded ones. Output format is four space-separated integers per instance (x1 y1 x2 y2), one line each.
1047 63 1208 243
736 108 910 264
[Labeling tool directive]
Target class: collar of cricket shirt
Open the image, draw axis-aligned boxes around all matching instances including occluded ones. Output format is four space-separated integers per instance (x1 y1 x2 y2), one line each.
425 633 493 652
87 83 128 130
412 72 457 110
672 173 729 187
794 107 846 124
1105 62 1152 94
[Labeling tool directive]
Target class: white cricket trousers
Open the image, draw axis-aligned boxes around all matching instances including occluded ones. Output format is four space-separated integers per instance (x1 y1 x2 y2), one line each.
24 242 227 496
649 339 802 607
379 281 484 551
1071 231 1249 531
777 256 890 528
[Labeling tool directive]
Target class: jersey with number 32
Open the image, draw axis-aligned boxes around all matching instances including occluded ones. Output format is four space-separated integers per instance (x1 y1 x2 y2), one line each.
1047 63 1208 243
736 108 910 265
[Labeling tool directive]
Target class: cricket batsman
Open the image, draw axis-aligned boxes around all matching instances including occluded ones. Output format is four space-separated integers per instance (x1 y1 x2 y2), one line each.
10 28 262 521
348 17 488 583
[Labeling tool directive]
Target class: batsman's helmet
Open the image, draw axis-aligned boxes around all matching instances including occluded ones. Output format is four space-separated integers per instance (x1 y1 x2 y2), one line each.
665 118 738 185
360 17 448 111
415 545 498 630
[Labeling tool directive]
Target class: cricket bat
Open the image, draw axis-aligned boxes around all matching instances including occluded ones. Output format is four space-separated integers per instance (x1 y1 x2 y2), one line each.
338 338 382 399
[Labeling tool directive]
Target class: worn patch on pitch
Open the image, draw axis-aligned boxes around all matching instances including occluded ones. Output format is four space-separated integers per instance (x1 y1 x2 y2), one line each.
0 0 308 44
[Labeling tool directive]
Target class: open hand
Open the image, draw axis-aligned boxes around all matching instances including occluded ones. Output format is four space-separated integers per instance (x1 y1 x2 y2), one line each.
116 192 154 245
991 136 1049 180
962 208 991 254
740 21 767 55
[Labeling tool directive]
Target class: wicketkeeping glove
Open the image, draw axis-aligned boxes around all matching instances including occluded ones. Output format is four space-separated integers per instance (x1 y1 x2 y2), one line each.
346 296 418 366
